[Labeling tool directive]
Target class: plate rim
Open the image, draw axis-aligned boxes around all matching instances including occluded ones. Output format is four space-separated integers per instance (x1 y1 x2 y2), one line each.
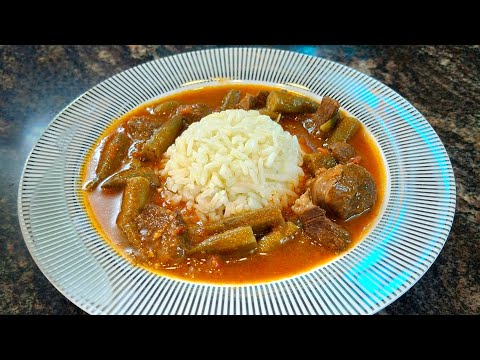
17 47 456 315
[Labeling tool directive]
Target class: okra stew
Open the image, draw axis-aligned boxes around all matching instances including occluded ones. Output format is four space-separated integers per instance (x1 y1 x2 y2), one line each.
82 84 386 284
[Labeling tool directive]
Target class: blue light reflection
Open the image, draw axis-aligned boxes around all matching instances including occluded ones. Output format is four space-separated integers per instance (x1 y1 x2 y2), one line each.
342 79 452 305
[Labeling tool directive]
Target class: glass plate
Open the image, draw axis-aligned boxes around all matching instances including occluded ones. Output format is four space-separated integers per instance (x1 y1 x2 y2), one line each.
18 48 456 314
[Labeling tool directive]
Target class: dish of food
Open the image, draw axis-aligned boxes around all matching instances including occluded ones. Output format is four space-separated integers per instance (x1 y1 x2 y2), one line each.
82 84 386 284
18 48 455 314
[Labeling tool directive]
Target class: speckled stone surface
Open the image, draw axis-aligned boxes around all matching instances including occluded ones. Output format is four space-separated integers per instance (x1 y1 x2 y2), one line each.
0 45 478 315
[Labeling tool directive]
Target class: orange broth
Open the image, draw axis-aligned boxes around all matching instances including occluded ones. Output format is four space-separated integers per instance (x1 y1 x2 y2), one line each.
81 84 386 284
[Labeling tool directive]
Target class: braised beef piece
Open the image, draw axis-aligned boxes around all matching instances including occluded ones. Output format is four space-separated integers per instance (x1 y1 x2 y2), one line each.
311 96 340 135
328 142 358 164
238 90 270 110
299 206 350 253
239 94 256 110
311 163 377 220
135 204 189 265
176 103 212 125
126 116 162 141
254 90 269 108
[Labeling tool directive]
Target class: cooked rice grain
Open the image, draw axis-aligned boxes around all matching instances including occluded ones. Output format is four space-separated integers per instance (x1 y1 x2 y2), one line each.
161 109 304 221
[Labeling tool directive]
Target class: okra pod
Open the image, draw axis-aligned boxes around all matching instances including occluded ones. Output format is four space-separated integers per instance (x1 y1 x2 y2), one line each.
188 226 257 255
326 116 361 144
257 222 300 253
116 176 152 245
139 114 183 161
84 130 131 191
101 167 160 190
266 90 318 114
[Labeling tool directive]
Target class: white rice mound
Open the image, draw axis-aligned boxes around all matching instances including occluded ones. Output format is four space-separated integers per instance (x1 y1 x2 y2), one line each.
161 109 304 221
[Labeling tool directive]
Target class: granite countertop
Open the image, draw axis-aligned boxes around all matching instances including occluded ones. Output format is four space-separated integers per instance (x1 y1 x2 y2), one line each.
0 45 478 315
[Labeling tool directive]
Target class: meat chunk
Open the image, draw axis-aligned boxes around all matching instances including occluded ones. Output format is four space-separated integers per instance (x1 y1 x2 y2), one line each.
299 206 350 253
238 90 270 110
311 163 377 220
255 90 270 108
219 90 242 111
239 94 256 110
311 96 340 136
135 204 188 265
126 116 162 141
328 142 358 164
